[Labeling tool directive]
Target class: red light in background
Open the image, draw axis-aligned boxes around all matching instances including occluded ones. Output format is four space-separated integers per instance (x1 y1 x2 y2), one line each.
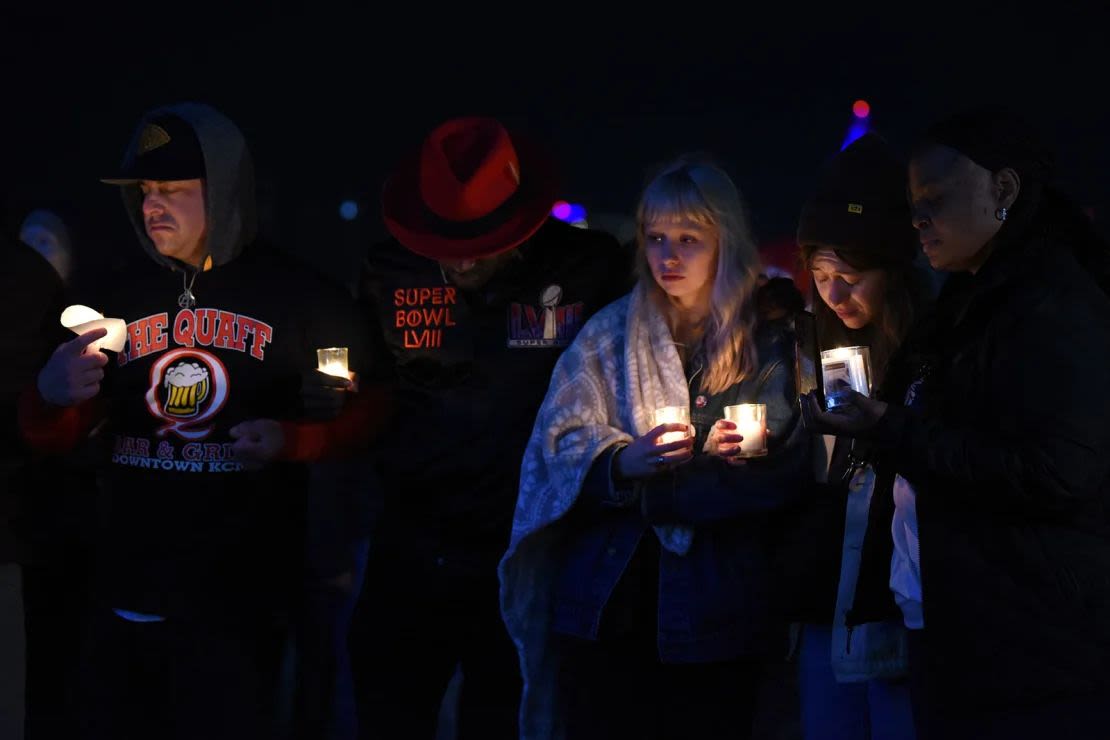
852 100 871 119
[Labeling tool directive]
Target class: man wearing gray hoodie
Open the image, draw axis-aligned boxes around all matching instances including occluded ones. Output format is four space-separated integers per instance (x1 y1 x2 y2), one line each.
21 102 378 739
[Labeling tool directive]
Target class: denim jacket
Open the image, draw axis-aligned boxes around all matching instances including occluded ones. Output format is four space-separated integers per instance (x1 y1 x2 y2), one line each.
550 324 811 662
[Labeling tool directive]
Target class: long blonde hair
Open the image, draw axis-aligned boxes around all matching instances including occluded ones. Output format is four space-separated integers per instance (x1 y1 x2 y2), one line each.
635 156 760 394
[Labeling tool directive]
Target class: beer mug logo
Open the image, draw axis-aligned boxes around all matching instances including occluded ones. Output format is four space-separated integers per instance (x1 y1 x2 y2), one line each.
163 361 210 418
146 348 229 440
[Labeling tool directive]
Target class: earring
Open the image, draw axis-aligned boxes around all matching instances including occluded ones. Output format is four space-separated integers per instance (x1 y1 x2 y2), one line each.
995 207 1008 222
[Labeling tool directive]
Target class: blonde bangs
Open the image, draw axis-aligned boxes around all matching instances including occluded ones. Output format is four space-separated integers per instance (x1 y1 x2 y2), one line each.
637 171 717 236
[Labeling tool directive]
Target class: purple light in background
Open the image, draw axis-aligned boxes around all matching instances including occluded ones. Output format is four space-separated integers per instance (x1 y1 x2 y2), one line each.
552 201 572 220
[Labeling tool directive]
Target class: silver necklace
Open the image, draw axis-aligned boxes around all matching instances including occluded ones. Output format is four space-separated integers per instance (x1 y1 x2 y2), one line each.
178 269 199 309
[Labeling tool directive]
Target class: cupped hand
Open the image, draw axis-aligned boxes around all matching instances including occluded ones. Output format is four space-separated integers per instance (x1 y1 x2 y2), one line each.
614 422 694 480
704 419 748 466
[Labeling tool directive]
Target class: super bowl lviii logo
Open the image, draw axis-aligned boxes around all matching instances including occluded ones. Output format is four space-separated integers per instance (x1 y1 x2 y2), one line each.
145 348 229 440
507 284 585 348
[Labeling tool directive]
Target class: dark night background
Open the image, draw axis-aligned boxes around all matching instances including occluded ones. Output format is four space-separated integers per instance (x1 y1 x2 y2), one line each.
3 8 1108 291
2 9 1109 738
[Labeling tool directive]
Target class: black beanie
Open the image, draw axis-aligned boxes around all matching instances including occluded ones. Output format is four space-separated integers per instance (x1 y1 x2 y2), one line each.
796 132 917 267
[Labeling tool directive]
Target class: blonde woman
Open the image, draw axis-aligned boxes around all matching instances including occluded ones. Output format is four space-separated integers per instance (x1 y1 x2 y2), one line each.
500 155 810 739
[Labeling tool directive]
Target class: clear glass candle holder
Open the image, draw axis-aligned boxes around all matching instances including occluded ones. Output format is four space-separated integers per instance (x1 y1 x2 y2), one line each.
820 345 872 410
316 347 349 378
724 403 767 458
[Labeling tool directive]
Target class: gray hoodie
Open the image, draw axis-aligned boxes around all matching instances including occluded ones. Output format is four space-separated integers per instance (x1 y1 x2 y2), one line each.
115 102 257 271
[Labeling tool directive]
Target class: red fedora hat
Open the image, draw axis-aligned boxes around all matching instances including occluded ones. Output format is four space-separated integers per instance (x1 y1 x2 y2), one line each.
382 117 560 261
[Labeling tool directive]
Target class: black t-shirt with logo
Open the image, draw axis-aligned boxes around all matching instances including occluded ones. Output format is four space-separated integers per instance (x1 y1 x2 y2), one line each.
87 247 365 619
361 219 632 558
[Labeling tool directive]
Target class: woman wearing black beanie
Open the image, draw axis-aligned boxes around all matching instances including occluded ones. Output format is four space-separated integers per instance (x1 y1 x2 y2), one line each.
804 105 1110 739
779 132 933 740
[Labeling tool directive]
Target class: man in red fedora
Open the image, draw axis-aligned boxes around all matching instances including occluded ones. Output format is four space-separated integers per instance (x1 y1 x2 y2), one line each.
350 116 632 738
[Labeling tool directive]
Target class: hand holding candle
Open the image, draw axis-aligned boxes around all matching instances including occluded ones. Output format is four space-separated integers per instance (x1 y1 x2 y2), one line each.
37 328 110 406
307 347 354 421
799 388 888 438
60 305 127 353
613 408 694 479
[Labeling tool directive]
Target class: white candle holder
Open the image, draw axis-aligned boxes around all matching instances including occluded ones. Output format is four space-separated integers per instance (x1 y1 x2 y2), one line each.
820 346 872 410
316 347 350 378
724 403 768 458
653 406 693 445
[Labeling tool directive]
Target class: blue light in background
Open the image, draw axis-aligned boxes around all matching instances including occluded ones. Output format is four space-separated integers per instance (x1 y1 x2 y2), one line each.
340 200 359 221
841 120 870 150
841 100 872 150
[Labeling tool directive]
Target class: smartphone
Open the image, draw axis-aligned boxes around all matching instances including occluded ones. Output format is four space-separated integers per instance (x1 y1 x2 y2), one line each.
792 310 824 410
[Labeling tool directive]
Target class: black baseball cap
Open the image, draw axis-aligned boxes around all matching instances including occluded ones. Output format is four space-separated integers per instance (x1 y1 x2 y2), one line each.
101 114 206 184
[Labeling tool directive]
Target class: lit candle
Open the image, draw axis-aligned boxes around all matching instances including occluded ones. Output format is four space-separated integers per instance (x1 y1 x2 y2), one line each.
316 347 349 378
724 403 767 458
59 305 127 353
820 345 872 410
653 405 692 445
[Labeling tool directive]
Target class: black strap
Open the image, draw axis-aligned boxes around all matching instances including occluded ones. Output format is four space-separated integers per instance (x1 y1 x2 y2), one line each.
419 181 528 240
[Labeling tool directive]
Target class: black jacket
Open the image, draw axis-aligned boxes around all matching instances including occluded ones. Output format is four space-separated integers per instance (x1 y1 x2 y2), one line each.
852 219 1110 709
359 219 632 563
